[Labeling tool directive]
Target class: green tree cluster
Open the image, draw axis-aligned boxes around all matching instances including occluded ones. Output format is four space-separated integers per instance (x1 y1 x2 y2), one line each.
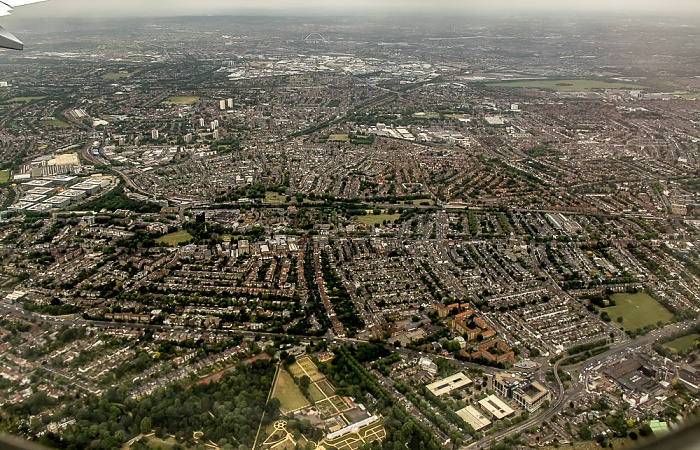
42 360 277 450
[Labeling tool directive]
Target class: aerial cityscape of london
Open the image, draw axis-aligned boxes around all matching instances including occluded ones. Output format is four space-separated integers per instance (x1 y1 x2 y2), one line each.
0 1 699 449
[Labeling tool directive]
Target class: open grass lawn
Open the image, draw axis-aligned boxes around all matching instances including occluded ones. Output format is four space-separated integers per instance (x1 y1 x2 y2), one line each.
413 112 441 119
357 213 401 226
39 119 70 128
317 378 336 397
102 71 136 80
484 79 646 92
308 383 326 402
4 96 45 104
605 292 673 331
156 230 193 246
165 96 200 105
265 191 288 204
288 361 306 379
101 70 140 81
0 170 10 184
328 134 350 142
444 113 469 120
273 369 310 414
405 198 435 205
271 440 296 450
144 437 177 450
664 333 700 354
123 436 180 450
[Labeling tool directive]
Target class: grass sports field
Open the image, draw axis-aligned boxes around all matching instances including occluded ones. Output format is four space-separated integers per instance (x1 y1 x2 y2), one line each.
413 112 440 119
264 192 287 204
39 119 70 128
484 79 646 92
155 230 193 246
0 170 10 184
165 96 200 105
357 213 401 226
102 71 136 80
605 292 673 331
4 96 45 104
663 334 700 354
273 369 310 414
328 134 350 142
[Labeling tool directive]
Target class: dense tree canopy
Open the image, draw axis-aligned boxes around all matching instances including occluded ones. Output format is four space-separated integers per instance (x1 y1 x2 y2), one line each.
42 360 277 450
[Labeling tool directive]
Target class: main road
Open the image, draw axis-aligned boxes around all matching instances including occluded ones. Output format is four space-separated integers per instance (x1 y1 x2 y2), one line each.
466 315 700 449
80 140 153 198
2 300 697 449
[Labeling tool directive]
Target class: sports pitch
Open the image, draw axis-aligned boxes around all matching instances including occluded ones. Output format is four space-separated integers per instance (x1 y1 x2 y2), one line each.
484 79 646 92
605 292 673 331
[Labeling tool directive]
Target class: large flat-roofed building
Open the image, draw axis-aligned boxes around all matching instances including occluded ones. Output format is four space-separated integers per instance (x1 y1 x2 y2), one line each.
679 366 700 393
513 381 549 412
26 187 53 196
26 203 51 213
479 395 514 420
42 196 71 209
22 194 47 203
603 357 662 405
457 405 491 431
493 373 549 413
61 190 87 202
72 181 103 195
326 415 379 440
8 201 33 211
46 175 77 186
23 179 54 189
426 372 472 396
493 373 525 398
5 291 26 303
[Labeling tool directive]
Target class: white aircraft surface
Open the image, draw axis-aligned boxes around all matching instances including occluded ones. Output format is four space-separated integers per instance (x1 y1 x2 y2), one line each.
0 0 46 50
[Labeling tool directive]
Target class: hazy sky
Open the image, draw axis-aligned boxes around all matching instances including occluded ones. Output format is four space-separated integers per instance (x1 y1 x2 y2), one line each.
6 0 700 18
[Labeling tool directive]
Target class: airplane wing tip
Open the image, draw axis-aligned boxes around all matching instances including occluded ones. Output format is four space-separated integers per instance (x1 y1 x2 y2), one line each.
0 0 47 50
0 25 23 50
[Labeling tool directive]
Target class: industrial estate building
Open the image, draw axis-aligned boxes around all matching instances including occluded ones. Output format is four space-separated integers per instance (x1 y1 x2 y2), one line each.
426 372 472 397
479 395 515 420
456 405 492 431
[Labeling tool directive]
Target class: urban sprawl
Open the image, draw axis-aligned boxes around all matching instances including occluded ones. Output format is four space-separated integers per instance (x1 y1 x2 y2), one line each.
0 13 699 450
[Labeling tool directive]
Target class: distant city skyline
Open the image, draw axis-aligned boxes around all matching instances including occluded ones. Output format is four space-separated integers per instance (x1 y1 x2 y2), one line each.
0 4 699 450
5 0 700 19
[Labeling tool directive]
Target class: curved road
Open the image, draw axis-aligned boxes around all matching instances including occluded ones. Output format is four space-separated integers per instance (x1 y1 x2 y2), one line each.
467 316 700 449
80 141 153 198
2 300 697 449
